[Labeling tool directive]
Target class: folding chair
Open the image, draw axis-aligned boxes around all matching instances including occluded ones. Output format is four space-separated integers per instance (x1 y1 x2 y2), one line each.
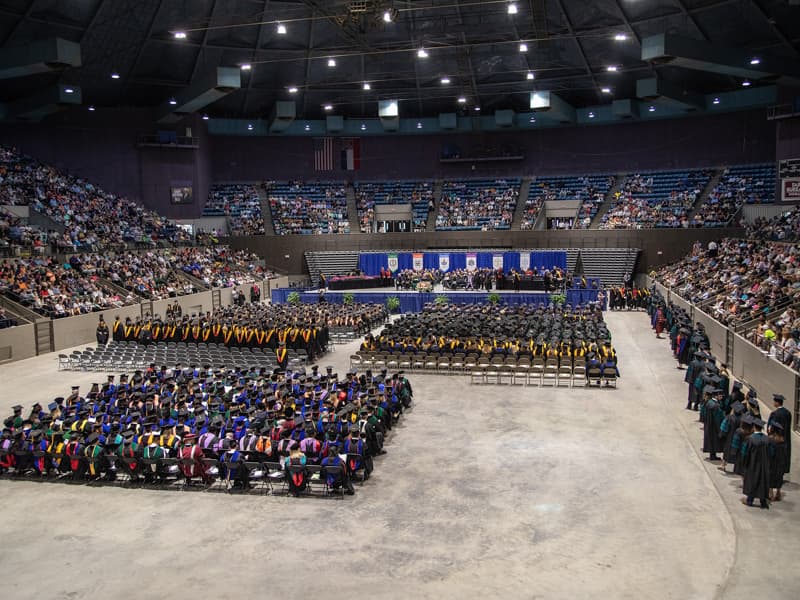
572 365 587 387
601 366 618 388
541 364 558 387
264 461 286 494
243 461 268 494
587 366 603 386
556 365 573 387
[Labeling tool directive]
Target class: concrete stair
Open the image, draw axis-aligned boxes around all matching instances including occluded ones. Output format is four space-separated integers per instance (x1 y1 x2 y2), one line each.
257 185 276 235
345 183 359 233
589 173 626 229
511 177 532 230
427 179 443 230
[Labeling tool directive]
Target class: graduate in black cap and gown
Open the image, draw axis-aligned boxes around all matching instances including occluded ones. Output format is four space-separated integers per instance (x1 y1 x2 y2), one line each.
742 418 771 509
702 388 725 461
767 393 791 476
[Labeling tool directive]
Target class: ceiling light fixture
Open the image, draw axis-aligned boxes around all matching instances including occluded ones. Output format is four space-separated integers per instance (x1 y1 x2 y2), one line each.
614 33 627 41
648 105 656 112
304 124 311 131
276 23 286 34
64 87 74 94
742 79 751 87
601 87 611 94
174 31 187 39
441 77 450 84
508 2 518 15
526 71 534 80
288 86 298 93
750 57 760 65
713 97 720 105
327 58 336 67
519 42 528 53
529 116 536 123
202 114 209 120
474 107 481 111
417 48 428 58
247 123 254 130
606 65 618 72
110 72 120 79
416 122 422 129
88 105 95 112
360 123 366 130
383 10 393 23
240 63 251 71
323 104 333 111
363 82 371 90
168 98 177 105
588 111 595 118
457 97 467 103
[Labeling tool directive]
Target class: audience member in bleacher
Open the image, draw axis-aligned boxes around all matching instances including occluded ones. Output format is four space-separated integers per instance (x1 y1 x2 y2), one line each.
436 179 519 231
205 184 265 235
691 165 775 227
268 181 349 235
748 205 800 242
355 181 433 232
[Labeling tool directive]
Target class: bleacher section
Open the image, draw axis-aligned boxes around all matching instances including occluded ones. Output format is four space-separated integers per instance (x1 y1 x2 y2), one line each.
204 184 264 235
690 163 776 227
521 174 614 230
354 180 434 232
267 181 349 235
599 169 713 229
435 178 520 231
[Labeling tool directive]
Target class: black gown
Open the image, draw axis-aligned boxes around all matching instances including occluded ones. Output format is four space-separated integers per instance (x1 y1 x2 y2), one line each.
722 413 741 463
742 432 771 502
768 407 792 474
769 438 788 489
702 399 724 455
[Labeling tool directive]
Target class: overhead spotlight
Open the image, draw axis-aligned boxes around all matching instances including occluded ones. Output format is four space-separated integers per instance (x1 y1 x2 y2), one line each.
614 33 627 41
304 124 311 131
240 63 252 71
327 58 336 67
277 23 286 35
742 79 751 87
416 122 422 129
323 104 333 111
202 113 209 120
519 43 528 53
363 82 371 90
174 31 187 40
648 105 656 112
360 123 366 130
529 116 536 123
606 65 618 72
288 86 298 93
750 57 760 65
526 71 534 80
474 107 481 111
64 87 74 94
457 97 467 103
601 87 612 94
87 105 96 112
588 111 595 118
417 48 428 58
247 123 254 130
440 77 450 84
168 98 177 105
383 9 395 23
508 2 518 15
110 72 120 79
713 97 720 105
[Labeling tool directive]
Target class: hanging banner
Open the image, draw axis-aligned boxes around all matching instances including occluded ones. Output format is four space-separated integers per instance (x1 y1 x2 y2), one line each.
466 253 477 271
412 253 424 271
519 252 530 272
387 253 399 272
492 254 504 270
439 254 450 272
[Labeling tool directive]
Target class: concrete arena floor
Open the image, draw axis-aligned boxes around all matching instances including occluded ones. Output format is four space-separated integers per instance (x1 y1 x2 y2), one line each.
0 311 796 600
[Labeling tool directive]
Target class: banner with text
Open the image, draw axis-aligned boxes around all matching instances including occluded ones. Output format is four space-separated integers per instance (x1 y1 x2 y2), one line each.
782 178 800 203
387 253 399 272
439 254 450 272
412 253 424 271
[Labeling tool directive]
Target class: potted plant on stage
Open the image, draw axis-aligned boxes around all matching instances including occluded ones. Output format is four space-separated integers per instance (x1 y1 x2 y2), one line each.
287 291 301 305
434 294 449 306
487 292 501 306
343 292 355 305
386 296 401 314
550 292 567 307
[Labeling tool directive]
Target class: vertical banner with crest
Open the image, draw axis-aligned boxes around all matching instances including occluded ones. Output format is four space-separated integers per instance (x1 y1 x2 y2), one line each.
492 254 504 271
387 253 399 272
519 252 530 272
466 253 477 271
412 253 424 271
438 254 450 272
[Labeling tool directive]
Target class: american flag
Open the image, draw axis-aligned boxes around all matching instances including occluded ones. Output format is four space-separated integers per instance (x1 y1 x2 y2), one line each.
314 137 336 171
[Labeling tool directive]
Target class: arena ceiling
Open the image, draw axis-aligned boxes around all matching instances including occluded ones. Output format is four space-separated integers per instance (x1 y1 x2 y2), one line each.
0 0 799 120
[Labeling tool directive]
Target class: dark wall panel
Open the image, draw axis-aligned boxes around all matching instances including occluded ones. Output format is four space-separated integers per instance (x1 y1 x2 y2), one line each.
211 110 775 181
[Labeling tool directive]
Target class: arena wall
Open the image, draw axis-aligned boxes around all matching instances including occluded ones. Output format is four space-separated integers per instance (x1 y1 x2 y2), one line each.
0 322 36 362
226 227 745 277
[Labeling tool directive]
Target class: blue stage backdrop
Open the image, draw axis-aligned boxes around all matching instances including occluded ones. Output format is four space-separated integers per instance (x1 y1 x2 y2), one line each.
358 251 567 275
271 289 598 312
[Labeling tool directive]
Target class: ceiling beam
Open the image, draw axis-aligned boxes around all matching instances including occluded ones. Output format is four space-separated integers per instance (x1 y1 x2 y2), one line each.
241 0 272 116
552 0 601 100
121 0 164 97
750 0 800 58
300 6 315 117
188 0 221 82
1 0 37 46
671 0 711 41
455 0 481 110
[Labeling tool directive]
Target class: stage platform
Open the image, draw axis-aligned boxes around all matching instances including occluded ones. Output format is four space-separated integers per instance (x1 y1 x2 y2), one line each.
271 286 600 312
